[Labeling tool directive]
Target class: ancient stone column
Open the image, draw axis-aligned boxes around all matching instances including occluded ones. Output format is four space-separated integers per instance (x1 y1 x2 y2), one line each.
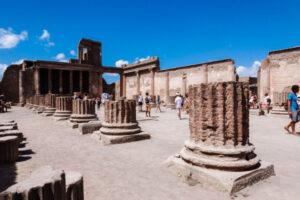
70 99 97 125
48 69 52 93
65 171 84 200
53 96 73 120
79 71 83 92
150 69 155 96
43 94 57 116
70 70 73 94
166 82 274 195
0 166 67 200
36 95 46 114
136 71 140 95
0 136 19 163
93 99 150 144
34 68 40 95
19 70 25 106
59 70 63 94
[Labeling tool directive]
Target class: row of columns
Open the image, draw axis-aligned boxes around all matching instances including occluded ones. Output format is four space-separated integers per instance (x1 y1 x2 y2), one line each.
35 68 92 95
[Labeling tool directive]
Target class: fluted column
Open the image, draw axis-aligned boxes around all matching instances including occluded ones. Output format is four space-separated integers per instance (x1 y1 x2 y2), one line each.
150 69 155 96
53 96 73 120
70 99 97 123
0 136 19 163
179 82 260 171
95 100 150 144
34 68 40 95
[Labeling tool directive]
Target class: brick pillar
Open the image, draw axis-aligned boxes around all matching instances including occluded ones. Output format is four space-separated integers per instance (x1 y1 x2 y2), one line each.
150 69 155 96
35 68 40 95
120 74 126 98
165 72 170 103
53 96 73 120
136 71 140 95
19 70 24 105
166 82 274 194
94 100 150 144
70 71 73 94
79 71 83 93
48 69 52 93
59 70 63 94
70 99 97 124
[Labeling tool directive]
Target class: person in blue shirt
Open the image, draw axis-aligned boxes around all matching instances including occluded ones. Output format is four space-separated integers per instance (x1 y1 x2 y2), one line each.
284 85 300 135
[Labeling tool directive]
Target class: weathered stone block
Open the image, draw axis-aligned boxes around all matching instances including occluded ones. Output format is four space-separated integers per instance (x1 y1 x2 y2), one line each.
0 136 19 163
65 171 84 200
0 166 66 200
78 121 101 135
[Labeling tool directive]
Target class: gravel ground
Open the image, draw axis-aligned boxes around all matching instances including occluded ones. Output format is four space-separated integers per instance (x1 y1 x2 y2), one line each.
0 106 300 200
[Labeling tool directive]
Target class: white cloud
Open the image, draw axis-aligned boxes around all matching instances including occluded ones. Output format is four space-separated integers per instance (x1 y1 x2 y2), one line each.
39 29 50 40
115 59 129 68
0 28 28 49
70 50 76 56
39 29 55 47
236 60 261 77
55 53 68 62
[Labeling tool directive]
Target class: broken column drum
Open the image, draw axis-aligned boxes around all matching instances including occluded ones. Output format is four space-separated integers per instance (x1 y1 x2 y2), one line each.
53 96 73 120
96 99 150 144
70 99 97 123
0 136 19 163
167 82 274 195
43 94 57 116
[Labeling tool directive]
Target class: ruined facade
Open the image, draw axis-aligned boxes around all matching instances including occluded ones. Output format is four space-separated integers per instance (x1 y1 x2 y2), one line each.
1 39 123 104
258 46 300 105
1 38 239 104
118 58 237 103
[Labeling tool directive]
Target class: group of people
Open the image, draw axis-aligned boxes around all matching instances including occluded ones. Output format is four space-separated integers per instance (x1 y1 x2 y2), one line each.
137 92 160 117
137 92 188 120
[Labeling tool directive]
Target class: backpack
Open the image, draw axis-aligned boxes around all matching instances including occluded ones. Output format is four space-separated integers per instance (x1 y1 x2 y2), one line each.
145 96 150 104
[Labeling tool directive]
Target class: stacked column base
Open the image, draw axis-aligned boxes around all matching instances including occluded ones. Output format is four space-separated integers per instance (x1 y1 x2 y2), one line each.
93 122 150 145
54 110 72 121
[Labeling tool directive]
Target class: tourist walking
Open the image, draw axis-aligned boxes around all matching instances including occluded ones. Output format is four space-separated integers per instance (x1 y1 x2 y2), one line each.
137 93 144 112
175 92 183 119
284 85 300 135
156 95 162 112
145 92 151 117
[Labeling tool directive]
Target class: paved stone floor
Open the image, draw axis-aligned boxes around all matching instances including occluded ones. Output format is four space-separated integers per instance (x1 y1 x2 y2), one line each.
0 107 300 200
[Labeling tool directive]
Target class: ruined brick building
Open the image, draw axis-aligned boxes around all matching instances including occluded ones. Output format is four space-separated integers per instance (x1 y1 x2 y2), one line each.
117 58 237 103
258 46 300 105
1 38 240 104
0 39 123 104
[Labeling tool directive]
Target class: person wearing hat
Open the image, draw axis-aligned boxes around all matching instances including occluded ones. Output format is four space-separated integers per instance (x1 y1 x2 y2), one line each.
175 92 183 119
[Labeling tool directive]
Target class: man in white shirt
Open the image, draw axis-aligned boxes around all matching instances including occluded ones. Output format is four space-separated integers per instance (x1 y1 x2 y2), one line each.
175 92 183 120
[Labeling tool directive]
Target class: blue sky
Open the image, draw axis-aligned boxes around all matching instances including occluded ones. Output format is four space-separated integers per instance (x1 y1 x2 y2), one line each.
0 0 300 83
